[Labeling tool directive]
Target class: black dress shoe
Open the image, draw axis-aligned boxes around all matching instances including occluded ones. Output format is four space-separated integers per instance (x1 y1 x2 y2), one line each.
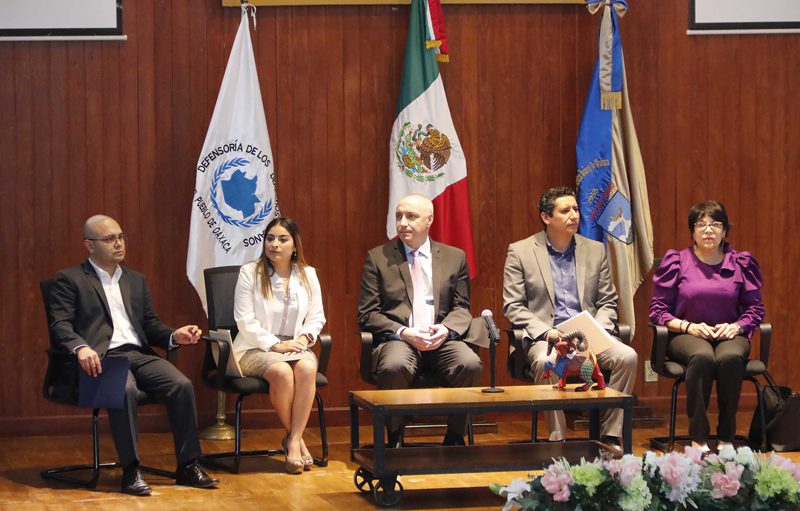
387 429 404 449
175 462 219 488
121 468 152 496
442 430 466 446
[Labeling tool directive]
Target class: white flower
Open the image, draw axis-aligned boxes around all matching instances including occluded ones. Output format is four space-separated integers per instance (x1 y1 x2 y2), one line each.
734 446 756 468
499 478 530 511
717 443 737 461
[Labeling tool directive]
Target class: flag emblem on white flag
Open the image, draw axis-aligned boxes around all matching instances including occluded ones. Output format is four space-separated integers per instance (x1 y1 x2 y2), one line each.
187 6 279 313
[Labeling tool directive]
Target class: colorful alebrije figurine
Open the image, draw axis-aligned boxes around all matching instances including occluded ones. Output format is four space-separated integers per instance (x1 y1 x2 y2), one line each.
541 330 606 392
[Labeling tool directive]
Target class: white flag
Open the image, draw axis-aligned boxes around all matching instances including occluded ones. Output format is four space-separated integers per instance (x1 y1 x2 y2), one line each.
186 7 279 313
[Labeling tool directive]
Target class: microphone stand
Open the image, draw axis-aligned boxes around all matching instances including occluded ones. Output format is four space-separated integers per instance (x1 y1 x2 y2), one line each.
482 338 504 393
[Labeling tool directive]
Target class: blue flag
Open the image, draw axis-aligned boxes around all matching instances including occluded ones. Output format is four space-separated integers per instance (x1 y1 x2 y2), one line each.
575 0 653 334
576 0 627 243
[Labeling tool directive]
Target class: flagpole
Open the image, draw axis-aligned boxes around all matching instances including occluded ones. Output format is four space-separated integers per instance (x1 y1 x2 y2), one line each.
200 391 238 441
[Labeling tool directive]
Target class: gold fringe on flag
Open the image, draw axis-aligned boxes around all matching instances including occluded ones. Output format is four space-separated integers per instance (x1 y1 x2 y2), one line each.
436 54 449 63
601 91 622 110
426 40 442 49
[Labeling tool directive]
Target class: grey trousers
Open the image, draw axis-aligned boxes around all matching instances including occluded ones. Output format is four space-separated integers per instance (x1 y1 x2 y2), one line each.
106 346 203 468
527 339 638 440
666 334 750 443
373 339 483 435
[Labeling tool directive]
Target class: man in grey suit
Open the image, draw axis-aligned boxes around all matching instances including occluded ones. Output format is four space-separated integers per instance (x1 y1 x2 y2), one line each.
49 215 218 495
358 194 483 447
502 187 637 449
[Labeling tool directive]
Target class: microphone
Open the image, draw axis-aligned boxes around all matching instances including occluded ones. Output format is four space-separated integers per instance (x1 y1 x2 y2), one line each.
481 310 501 343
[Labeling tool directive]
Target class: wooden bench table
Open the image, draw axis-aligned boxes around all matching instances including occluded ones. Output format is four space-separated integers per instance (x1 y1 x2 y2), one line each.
349 384 633 506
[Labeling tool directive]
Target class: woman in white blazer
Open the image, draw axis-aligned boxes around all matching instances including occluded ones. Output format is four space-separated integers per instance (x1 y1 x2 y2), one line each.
233 217 326 474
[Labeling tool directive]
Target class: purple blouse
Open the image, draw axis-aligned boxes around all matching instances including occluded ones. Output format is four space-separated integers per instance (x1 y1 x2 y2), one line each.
649 246 765 338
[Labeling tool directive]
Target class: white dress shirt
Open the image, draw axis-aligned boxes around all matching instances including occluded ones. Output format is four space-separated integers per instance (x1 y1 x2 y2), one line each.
88 259 143 350
402 237 435 329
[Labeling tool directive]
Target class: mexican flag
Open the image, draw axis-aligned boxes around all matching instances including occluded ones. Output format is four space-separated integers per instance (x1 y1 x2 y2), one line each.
387 0 477 278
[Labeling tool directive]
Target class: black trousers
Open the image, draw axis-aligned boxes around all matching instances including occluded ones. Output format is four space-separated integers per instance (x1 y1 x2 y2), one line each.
105 346 202 468
373 339 483 435
666 334 750 443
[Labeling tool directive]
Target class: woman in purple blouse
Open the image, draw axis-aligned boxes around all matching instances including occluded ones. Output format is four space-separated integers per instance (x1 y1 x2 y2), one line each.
649 201 765 453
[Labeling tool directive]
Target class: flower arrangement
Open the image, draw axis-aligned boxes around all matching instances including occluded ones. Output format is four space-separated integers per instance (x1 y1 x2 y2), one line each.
490 446 800 511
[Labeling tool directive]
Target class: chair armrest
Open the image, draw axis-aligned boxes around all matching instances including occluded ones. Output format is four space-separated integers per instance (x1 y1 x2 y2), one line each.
649 323 669 376
504 328 530 381
758 322 771 369
317 333 332 376
200 336 232 390
617 323 631 345
359 331 375 385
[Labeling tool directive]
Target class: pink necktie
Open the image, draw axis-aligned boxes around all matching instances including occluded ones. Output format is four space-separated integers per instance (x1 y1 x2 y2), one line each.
410 249 430 330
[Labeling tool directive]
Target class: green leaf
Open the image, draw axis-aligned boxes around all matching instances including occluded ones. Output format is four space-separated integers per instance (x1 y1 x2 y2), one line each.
489 483 505 496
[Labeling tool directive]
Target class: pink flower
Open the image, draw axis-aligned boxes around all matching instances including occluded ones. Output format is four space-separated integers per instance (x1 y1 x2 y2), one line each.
711 462 744 499
658 455 684 487
553 485 571 502
606 459 622 477
619 456 643 485
683 446 707 466
541 463 574 500
541 472 561 494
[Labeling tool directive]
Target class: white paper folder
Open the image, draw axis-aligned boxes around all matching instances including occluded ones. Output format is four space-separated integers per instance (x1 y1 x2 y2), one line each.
555 311 619 354
209 329 244 378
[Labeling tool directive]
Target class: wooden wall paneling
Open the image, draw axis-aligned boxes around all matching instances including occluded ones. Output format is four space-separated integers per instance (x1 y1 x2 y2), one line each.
765 36 789 384
136 0 158 284
274 7 295 225
671 2 693 252
652 2 675 261
321 5 347 403
12 43 34 421
0 44 18 420
342 6 365 395
152 0 174 331
121 6 143 283
30 42 53 418
341 6 362 300
492 6 515 293
84 43 105 215
102 42 122 223
49 44 70 296
474 10 497 308
65 41 89 356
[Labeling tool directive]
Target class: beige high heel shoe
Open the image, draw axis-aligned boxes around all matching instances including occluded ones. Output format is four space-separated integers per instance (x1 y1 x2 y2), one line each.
282 434 303 475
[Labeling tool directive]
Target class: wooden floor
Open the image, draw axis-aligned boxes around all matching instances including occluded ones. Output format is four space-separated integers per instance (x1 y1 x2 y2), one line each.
2 412 798 511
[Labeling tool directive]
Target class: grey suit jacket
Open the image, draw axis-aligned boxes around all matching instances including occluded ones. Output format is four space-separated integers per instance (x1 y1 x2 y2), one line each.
357 238 472 345
502 231 618 341
49 261 175 357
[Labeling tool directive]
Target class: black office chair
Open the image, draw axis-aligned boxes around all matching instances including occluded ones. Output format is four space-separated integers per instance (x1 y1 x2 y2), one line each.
357 317 490 446
645 256 769 452
648 322 770 452
199 265 331 473
505 324 632 442
40 279 175 488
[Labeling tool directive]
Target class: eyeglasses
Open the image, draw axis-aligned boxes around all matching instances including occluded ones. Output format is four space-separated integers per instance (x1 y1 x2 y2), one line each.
694 221 723 231
85 233 128 245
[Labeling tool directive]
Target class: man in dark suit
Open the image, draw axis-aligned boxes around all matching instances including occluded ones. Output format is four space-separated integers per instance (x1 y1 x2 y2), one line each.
358 194 483 447
49 215 219 496
502 187 637 449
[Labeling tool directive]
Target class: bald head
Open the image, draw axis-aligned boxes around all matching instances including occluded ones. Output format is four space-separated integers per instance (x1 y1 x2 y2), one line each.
395 194 434 249
83 215 119 239
398 194 434 217
83 215 126 273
